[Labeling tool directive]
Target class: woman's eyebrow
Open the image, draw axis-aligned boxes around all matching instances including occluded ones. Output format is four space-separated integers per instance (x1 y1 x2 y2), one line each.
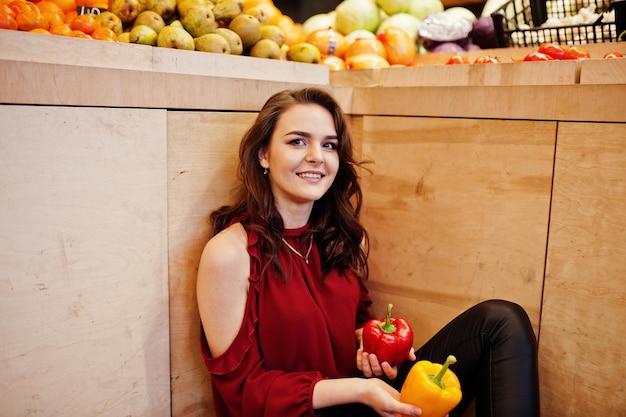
285 131 339 140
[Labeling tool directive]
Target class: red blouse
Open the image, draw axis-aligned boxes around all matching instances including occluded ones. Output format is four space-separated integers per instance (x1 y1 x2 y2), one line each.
201 223 373 417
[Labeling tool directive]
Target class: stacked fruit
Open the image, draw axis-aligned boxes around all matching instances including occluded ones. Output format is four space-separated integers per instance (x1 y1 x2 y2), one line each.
1 0 118 40
0 0 462 69
300 0 450 69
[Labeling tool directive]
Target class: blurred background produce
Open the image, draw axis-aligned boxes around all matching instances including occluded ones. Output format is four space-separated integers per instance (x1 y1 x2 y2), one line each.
6 0 615 70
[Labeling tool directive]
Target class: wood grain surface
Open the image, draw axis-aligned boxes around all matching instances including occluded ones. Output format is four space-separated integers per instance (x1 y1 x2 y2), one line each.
356 116 555 343
0 105 170 416
540 122 626 416
167 111 258 417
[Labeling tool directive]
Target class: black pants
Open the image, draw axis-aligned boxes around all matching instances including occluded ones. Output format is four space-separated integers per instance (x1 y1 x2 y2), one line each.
322 299 540 417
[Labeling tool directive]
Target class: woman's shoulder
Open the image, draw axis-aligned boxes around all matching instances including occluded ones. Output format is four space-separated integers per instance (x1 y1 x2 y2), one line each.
202 222 248 264
198 222 250 289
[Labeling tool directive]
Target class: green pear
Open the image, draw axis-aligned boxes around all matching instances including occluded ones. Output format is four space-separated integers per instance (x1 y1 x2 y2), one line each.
260 24 284 47
212 0 243 25
215 27 243 55
143 0 177 22
129 24 158 45
286 42 321 63
117 31 131 42
249 38 281 59
177 0 213 18
170 19 184 28
243 5 269 25
194 33 231 53
95 11 123 35
157 25 195 50
108 0 145 24
181 7 218 38
228 13 261 49
376 0 410 15
133 10 166 33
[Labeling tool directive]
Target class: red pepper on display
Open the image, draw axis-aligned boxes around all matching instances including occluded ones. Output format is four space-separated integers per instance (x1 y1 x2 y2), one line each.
565 46 591 60
537 43 568 60
362 303 414 366
446 54 470 65
523 51 554 61
473 55 501 64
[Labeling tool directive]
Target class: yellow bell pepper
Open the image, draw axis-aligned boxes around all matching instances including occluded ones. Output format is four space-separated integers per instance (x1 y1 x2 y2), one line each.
399 355 462 417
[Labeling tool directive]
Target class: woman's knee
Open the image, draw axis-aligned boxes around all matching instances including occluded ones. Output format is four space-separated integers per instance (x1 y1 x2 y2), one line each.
475 299 537 348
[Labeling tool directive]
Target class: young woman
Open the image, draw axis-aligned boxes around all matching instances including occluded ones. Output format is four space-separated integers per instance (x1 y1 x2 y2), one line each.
197 87 540 417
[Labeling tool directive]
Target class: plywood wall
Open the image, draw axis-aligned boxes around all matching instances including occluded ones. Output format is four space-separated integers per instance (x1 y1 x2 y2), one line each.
167 111 258 417
540 122 626 416
0 105 170 416
357 116 555 344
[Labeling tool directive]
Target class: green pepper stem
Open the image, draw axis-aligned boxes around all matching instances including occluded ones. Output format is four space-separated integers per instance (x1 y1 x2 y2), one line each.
431 355 457 389
378 303 397 334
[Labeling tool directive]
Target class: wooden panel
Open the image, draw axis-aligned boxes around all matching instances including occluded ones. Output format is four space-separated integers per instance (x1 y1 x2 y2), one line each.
541 122 626 417
152 46 329 84
168 111 258 417
0 30 328 85
352 84 626 122
358 116 554 344
579 57 626 84
378 60 578 86
0 105 170 416
0 29 153 71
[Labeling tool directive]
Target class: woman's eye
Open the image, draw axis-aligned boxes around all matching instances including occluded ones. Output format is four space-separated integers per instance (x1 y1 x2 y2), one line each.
323 141 338 150
289 138 305 146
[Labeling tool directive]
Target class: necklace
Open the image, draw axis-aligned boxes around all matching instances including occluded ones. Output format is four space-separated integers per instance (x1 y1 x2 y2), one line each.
281 235 313 264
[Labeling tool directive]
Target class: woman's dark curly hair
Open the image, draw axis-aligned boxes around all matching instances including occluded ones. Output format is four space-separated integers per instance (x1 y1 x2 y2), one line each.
210 87 371 282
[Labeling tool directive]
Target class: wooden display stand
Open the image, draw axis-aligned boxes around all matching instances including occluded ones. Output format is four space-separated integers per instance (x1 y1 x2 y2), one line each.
1 30 625 417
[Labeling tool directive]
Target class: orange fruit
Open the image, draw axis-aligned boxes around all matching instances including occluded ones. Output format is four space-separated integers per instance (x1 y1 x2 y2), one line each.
276 16 304 46
62 8 75 22
35 0 63 16
82 0 107 8
344 37 387 61
243 0 273 9
91 25 116 41
47 0 74 13
376 27 416 66
69 11 95 33
1 3 15 18
29 26 50 33
16 8 48 30
306 26 348 59
68 27 89 37
345 53 390 70
319 54 346 71
0 11 18 29
41 10 61 24
49 22 70 34
9 0 38 15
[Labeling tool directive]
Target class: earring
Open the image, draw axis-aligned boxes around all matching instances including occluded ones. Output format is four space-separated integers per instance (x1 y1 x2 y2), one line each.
263 168 268 175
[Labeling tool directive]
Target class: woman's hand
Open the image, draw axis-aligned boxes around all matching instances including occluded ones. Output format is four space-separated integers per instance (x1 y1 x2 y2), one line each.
362 378 422 417
356 330 416 380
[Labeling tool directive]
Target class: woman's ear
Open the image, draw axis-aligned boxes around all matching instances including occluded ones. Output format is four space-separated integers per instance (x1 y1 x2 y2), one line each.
258 148 269 169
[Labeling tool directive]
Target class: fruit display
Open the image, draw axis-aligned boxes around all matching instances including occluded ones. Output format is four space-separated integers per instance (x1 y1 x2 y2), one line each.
0 0 486 70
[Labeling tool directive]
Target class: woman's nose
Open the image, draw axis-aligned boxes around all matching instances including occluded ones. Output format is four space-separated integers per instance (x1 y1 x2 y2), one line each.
306 144 323 164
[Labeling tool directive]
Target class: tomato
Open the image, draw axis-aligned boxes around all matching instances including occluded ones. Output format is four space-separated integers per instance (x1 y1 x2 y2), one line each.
523 51 554 61
446 54 469 65
537 43 568 60
473 56 501 64
603 51 623 59
565 46 590 60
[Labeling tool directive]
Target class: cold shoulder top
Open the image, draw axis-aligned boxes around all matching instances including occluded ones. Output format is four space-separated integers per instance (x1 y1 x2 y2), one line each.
201 223 373 417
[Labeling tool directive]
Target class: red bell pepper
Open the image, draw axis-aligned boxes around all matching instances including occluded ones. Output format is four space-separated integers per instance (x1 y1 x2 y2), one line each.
362 303 414 366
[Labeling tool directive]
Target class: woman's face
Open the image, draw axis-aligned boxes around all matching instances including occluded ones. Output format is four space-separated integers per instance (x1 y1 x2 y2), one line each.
259 103 340 212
